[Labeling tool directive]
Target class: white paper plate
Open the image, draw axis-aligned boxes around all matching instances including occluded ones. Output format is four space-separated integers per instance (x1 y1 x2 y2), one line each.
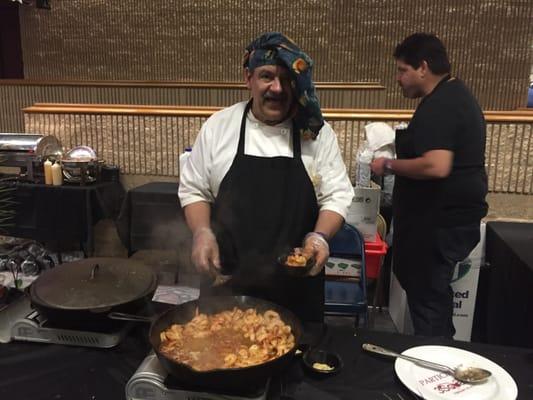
394 345 517 400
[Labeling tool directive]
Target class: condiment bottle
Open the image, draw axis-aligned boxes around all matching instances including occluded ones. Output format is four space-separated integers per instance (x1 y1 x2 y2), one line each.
51 161 63 186
356 144 373 188
44 159 53 185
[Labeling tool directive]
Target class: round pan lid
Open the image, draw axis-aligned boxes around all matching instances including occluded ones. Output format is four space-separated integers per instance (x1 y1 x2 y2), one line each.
31 257 157 311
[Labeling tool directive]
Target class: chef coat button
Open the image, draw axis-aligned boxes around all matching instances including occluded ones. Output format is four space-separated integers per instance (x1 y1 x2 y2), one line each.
281 129 289 135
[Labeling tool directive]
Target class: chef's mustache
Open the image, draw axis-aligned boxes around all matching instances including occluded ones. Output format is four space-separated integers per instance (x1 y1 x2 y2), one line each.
263 93 287 101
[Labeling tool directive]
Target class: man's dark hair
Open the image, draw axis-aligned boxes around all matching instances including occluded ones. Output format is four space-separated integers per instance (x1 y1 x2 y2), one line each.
393 33 451 75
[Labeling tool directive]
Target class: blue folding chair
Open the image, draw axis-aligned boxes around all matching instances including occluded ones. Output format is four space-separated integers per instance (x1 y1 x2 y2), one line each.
324 223 368 326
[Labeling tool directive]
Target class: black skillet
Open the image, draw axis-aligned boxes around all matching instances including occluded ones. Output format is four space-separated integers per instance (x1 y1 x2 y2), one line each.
110 295 303 392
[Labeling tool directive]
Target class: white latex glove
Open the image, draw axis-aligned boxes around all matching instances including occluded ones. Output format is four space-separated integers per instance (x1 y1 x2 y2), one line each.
191 227 220 274
303 232 329 276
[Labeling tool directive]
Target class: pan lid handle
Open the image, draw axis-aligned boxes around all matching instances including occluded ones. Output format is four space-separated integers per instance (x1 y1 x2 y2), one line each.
89 264 99 280
108 312 153 323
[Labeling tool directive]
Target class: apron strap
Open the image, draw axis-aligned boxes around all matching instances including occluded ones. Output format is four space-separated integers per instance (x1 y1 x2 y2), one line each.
292 120 301 158
237 100 253 155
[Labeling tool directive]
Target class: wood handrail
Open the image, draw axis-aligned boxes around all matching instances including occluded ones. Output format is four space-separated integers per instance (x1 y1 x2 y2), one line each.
23 103 533 123
32 102 222 111
33 103 533 115
24 104 219 117
0 79 385 90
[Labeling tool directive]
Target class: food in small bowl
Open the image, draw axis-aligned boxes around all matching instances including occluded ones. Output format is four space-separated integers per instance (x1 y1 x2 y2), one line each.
277 248 315 277
302 349 343 376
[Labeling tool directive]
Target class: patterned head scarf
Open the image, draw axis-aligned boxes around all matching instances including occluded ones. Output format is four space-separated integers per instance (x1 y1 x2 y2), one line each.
242 32 324 140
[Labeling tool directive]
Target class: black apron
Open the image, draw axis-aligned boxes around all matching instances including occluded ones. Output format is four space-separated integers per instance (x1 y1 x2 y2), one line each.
202 101 324 322
392 76 452 290
392 126 438 290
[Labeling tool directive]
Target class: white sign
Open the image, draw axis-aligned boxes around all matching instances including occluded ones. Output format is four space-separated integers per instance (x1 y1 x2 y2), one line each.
451 223 485 341
346 183 381 241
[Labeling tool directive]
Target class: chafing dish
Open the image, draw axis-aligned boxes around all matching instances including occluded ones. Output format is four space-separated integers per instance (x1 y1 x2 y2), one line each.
0 133 62 182
62 146 102 184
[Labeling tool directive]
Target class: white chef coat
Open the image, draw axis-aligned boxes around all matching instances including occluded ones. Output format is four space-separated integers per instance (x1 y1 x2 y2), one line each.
178 102 354 219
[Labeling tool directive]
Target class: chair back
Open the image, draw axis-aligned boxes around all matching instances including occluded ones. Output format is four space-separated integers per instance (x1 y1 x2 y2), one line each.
325 223 368 325
376 214 387 240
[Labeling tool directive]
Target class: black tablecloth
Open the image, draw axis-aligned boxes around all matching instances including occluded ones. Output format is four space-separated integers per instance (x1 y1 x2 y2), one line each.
472 221 533 348
1 309 532 400
116 182 187 255
4 181 124 256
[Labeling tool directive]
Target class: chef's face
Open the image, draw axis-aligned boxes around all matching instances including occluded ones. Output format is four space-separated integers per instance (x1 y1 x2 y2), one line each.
395 59 425 99
244 65 295 125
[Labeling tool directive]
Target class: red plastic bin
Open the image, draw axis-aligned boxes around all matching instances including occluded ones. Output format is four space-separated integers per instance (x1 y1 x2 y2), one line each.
364 233 388 279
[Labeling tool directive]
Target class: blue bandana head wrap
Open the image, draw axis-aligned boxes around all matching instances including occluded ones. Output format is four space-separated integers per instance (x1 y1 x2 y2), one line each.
242 32 324 139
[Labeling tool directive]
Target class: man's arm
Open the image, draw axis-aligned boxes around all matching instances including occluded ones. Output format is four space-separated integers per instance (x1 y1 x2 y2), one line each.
183 201 212 234
178 117 221 273
183 201 220 273
371 149 453 179
303 123 353 276
313 210 344 240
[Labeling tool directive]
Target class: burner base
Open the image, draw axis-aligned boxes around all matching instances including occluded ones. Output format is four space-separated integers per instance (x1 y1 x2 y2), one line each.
126 352 269 400
1 295 132 348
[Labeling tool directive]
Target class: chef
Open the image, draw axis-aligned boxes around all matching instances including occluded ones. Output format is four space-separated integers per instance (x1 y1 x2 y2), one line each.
178 32 353 322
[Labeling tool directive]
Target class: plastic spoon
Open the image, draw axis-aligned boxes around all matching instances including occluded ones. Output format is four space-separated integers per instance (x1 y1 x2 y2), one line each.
362 343 492 384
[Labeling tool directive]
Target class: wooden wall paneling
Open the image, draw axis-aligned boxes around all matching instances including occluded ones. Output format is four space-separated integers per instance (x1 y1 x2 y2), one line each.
13 1 532 111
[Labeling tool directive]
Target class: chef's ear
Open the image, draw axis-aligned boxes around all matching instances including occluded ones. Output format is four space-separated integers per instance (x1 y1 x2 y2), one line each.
244 67 253 89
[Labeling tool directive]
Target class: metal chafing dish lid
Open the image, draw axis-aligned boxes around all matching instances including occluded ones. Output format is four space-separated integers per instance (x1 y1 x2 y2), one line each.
64 145 97 161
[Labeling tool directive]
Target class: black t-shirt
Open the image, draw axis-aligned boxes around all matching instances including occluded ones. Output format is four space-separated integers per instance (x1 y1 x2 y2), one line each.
393 77 488 227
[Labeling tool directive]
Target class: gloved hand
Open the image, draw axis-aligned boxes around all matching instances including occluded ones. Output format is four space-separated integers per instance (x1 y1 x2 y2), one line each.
191 227 220 274
302 232 329 276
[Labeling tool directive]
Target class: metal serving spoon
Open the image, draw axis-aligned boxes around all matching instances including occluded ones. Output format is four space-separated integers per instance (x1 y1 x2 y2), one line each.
362 343 492 384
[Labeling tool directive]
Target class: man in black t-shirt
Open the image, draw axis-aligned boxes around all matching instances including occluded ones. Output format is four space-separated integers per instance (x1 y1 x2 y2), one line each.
371 33 488 338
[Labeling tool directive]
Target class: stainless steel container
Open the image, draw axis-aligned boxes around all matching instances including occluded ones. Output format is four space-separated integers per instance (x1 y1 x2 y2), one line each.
62 146 101 184
0 133 62 181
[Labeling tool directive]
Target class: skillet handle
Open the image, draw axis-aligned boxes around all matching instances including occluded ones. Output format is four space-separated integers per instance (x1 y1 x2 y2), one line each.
108 312 153 323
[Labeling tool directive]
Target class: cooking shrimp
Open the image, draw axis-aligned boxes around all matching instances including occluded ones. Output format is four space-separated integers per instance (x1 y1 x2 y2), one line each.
158 307 295 371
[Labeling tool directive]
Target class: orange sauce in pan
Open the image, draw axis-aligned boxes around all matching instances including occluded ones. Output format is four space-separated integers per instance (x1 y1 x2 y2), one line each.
159 307 294 371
